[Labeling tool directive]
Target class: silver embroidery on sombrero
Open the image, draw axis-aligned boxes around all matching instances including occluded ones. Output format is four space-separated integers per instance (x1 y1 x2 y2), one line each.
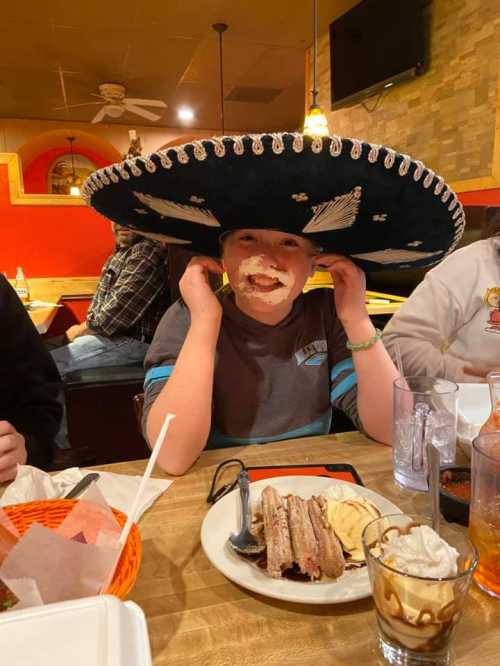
351 248 443 264
158 151 173 169
398 155 411 176
127 159 142 177
292 133 304 153
192 141 207 161
384 149 396 169
329 135 343 157
133 192 221 227
233 136 244 155
292 192 309 202
271 133 285 154
350 139 362 160
133 229 192 245
413 161 425 181
311 137 323 153
212 138 226 157
302 186 362 234
368 144 380 163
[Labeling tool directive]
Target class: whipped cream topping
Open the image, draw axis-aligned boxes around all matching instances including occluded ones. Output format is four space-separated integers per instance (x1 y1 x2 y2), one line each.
381 525 459 579
237 255 294 304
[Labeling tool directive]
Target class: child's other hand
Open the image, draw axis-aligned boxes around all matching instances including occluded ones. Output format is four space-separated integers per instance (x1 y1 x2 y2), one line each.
0 421 27 482
313 254 368 326
180 256 224 320
463 366 500 381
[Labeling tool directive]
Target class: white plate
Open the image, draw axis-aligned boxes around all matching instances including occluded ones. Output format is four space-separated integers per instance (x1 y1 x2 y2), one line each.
200 476 402 604
457 383 490 455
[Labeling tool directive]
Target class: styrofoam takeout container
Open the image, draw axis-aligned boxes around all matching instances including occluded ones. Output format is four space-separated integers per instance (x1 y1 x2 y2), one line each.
0 595 152 666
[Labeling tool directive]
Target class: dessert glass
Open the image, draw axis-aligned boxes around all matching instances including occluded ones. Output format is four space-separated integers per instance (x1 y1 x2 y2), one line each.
362 514 477 666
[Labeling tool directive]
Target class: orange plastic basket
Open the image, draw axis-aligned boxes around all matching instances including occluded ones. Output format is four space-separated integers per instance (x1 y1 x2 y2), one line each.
3 499 142 599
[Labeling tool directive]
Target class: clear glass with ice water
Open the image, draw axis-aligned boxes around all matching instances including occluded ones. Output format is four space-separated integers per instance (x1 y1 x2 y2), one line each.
393 377 458 491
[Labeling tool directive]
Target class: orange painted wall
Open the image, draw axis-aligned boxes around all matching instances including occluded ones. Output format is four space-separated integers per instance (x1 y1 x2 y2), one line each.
23 147 110 194
457 188 500 206
0 164 113 278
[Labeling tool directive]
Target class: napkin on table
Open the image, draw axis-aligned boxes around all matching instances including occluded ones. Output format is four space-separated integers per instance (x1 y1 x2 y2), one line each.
0 465 172 521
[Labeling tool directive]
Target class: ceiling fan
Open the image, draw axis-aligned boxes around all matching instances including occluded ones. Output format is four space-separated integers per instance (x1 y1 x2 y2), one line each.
54 83 167 124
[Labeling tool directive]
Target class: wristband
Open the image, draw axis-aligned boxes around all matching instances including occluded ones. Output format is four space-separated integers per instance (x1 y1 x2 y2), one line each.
346 328 382 352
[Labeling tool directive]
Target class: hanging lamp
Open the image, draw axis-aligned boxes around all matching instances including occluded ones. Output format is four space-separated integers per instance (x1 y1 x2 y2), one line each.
212 23 228 134
66 136 80 196
303 0 330 136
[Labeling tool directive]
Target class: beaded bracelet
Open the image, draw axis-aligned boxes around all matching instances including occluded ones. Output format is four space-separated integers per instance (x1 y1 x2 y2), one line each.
346 328 382 352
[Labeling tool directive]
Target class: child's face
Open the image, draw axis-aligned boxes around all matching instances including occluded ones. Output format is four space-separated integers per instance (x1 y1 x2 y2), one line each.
222 229 317 314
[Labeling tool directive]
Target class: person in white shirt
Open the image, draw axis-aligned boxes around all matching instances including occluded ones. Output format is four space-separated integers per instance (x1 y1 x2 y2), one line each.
383 210 500 383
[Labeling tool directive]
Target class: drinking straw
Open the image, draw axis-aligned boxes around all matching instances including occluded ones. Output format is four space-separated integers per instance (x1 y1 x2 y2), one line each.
394 341 404 377
100 412 176 593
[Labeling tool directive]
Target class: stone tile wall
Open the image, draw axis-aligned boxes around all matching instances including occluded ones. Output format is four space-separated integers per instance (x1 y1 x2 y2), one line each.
316 0 500 184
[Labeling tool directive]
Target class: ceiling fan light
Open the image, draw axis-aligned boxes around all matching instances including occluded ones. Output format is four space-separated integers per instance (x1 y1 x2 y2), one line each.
105 104 124 118
303 105 330 137
178 107 194 121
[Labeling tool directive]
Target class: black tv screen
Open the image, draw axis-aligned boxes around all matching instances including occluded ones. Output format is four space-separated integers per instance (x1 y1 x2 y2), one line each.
330 0 429 109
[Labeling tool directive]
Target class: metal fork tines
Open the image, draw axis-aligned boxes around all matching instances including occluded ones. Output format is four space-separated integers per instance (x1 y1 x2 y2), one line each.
228 469 265 555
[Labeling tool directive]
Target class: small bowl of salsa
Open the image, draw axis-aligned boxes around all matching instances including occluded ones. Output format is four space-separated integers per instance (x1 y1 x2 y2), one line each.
439 466 471 526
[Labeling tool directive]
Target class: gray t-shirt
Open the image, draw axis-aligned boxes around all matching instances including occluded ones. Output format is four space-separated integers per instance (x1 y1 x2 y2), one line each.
143 288 360 447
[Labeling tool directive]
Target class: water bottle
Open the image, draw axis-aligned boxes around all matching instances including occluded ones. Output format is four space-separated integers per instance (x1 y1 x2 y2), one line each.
14 266 30 304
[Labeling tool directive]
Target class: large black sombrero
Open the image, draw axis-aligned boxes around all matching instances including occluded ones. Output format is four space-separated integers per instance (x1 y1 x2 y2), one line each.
83 132 465 271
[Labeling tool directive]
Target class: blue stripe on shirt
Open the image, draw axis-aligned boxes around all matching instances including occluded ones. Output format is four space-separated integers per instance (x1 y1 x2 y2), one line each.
330 357 354 381
330 372 357 402
207 409 332 449
144 365 174 390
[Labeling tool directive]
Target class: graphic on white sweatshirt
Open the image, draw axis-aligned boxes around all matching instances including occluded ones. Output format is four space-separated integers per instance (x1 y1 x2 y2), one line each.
485 287 500 333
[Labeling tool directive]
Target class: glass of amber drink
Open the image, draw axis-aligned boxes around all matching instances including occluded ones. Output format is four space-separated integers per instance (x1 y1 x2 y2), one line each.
469 432 500 598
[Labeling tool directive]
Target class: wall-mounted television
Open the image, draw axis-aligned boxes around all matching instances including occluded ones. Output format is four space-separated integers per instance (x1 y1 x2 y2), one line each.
330 0 430 110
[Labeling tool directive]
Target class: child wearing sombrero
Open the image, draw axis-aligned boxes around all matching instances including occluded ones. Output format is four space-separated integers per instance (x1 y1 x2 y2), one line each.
84 133 464 474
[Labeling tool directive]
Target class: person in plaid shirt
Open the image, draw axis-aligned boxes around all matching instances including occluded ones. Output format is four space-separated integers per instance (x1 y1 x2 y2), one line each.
50 223 169 447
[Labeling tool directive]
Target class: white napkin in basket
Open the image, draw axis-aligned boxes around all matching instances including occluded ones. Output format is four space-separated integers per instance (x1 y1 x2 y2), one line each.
0 465 172 520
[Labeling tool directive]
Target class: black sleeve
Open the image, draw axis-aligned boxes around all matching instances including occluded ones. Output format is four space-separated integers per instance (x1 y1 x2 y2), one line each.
0 276 63 468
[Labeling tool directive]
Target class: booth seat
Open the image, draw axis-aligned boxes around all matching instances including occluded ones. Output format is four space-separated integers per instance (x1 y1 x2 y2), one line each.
63 364 150 466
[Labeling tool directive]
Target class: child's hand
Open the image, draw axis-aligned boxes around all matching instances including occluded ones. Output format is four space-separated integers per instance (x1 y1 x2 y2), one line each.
463 366 500 381
0 421 27 482
313 254 368 326
180 256 224 320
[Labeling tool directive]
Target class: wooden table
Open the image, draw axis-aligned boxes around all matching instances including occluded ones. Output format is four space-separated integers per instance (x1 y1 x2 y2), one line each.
9 277 99 334
93 432 499 666
27 300 62 334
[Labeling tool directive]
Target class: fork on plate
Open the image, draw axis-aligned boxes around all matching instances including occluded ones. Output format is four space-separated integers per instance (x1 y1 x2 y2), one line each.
227 469 265 555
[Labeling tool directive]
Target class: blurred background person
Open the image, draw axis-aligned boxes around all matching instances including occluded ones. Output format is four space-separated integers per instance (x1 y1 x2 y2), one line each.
383 207 500 382
50 223 170 447
1 275 62 480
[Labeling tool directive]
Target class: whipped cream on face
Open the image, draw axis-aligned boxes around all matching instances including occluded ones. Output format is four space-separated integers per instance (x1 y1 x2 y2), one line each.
381 525 459 578
237 255 295 305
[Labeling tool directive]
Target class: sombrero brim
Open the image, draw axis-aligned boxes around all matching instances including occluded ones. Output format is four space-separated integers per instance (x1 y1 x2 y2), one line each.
83 133 464 271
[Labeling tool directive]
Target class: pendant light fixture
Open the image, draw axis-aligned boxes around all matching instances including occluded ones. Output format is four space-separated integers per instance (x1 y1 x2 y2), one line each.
212 22 228 134
66 136 80 196
303 0 330 137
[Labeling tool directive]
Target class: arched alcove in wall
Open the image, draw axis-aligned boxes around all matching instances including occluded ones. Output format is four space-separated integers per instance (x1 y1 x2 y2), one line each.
18 129 122 194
